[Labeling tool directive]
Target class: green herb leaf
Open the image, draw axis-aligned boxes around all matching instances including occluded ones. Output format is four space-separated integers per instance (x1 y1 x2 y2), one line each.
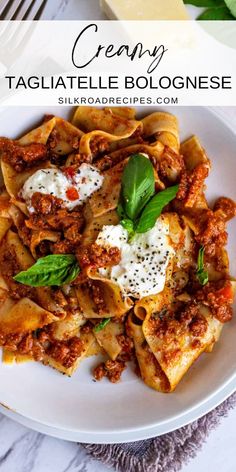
13 254 80 287
183 0 224 6
197 6 234 19
93 318 111 333
121 154 155 221
225 0 236 17
135 185 179 234
120 218 135 239
196 246 208 285
117 200 126 219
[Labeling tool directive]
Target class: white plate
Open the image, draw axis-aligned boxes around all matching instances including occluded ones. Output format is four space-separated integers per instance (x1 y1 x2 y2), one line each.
0 374 235 443
0 106 236 442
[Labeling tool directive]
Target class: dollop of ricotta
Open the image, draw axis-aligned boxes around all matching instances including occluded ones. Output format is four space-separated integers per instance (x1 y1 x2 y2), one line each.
96 216 174 299
21 164 104 211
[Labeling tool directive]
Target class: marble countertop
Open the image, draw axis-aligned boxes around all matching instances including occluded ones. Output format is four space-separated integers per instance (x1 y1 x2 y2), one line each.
0 1 235 471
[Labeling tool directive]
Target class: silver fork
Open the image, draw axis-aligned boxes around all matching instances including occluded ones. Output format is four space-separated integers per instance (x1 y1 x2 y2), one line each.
0 0 47 20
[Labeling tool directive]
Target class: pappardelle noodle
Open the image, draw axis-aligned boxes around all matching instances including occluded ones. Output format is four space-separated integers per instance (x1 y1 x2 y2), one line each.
0 107 235 393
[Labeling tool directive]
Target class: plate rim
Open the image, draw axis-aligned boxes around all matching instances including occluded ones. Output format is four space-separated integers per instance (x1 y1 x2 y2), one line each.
0 375 235 443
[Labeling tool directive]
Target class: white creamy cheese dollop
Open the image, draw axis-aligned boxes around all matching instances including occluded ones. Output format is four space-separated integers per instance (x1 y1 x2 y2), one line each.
96 216 174 299
21 163 104 211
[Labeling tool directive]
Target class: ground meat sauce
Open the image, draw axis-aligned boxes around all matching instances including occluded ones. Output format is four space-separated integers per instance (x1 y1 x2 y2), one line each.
25 195 84 253
52 289 68 309
90 136 109 156
47 128 80 154
177 163 209 207
0 138 48 172
195 280 233 323
196 212 226 248
178 208 229 259
52 240 79 255
93 359 126 383
0 243 35 300
80 321 94 334
76 243 120 270
0 328 84 368
189 314 208 337
148 302 208 346
46 337 84 368
94 142 148 172
47 209 84 231
31 192 63 215
162 348 182 366
18 225 32 248
116 334 134 361
213 197 236 221
86 280 106 314
0 332 45 361
158 147 185 183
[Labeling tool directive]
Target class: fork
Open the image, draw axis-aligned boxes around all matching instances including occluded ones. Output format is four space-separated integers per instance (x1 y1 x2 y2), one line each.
0 0 47 74
0 0 47 20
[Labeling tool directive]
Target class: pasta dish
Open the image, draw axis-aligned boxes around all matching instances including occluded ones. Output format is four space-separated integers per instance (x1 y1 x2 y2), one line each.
0 107 235 393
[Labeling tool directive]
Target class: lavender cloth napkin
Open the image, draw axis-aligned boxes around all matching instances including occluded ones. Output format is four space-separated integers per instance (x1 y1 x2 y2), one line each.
82 392 236 472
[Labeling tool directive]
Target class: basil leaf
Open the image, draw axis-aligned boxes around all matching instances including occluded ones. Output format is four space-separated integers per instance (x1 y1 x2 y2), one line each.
225 0 236 17
63 263 81 285
196 246 208 285
135 185 179 234
120 218 135 239
197 271 208 285
197 6 234 19
117 200 126 219
13 254 80 287
93 318 111 333
184 0 224 6
197 246 205 272
121 154 155 221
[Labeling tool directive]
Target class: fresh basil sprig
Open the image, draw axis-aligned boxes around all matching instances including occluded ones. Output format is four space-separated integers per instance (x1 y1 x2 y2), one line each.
120 218 135 239
196 246 208 285
197 6 234 19
184 0 224 6
135 185 179 234
93 318 111 333
183 0 235 19
121 154 155 220
118 154 179 236
117 203 135 238
14 254 80 287
225 0 236 17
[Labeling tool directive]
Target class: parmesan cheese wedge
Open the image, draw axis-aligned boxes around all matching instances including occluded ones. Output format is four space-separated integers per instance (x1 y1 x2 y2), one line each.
100 0 189 20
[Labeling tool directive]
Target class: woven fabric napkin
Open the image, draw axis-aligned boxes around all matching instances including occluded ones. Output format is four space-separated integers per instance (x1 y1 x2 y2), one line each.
82 392 236 472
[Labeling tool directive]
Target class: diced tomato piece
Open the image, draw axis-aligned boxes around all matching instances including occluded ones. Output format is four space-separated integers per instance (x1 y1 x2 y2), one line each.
66 187 79 201
217 283 233 302
64 166 76 180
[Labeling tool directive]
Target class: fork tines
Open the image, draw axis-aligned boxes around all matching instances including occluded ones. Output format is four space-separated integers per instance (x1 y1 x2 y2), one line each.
0 0 46 21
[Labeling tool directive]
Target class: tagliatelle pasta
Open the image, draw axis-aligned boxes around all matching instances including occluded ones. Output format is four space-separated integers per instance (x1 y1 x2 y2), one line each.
142 111 180 152
142 304 223 392
0 107 235 391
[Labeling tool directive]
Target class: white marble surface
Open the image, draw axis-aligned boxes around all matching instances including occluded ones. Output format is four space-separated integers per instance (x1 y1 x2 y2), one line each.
0 1 236 471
